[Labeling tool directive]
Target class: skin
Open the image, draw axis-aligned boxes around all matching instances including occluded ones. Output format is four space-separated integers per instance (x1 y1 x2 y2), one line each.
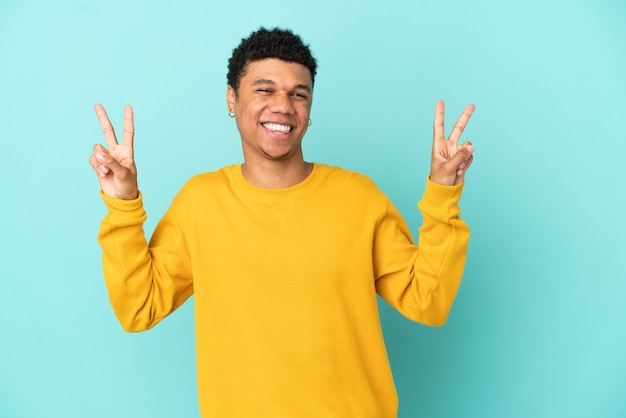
89 104 138 200
226 59 314 188
89 58 475 197
430 100 475 186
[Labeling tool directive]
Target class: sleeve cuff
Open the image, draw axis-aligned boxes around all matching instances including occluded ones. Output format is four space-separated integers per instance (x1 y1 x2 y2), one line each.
100 191 144 212
418 177 464 222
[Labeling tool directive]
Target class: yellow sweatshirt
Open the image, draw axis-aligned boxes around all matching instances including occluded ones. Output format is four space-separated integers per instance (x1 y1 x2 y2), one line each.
98 163 469 418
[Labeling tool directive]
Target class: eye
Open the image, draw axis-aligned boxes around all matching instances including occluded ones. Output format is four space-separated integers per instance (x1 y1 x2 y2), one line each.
291 92 309 100
257 88 273 94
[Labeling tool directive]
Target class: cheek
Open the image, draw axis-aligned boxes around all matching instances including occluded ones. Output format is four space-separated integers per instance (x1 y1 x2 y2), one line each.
296 103 311 118
234 108 255 130
238 100 268 119
235 95 262 113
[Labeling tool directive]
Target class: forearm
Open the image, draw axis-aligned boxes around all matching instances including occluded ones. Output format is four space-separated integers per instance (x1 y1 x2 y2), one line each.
375 178 469 326
98 192 193 332
412 178 470 325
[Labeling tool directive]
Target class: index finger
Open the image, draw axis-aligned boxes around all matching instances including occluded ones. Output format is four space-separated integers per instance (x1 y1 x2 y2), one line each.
448 104 476 144
94 103 118 148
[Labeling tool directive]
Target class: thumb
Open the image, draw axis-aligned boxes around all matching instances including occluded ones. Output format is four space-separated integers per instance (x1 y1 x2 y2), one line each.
448 142 474 169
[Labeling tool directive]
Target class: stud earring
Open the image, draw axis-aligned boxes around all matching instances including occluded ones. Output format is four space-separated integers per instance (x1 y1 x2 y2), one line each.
228 111 235 118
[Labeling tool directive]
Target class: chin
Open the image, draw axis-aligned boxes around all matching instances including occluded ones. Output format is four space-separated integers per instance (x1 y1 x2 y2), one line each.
260 145 300 160
262 152 293 161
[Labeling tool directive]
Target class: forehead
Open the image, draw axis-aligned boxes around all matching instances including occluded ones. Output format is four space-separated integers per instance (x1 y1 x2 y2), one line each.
241 58 312 88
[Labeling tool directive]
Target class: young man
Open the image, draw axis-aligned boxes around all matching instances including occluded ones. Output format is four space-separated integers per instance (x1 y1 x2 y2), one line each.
89 27 475 417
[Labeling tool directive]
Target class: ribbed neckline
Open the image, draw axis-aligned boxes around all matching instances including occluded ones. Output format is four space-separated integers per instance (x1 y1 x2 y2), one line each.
227 163 327 202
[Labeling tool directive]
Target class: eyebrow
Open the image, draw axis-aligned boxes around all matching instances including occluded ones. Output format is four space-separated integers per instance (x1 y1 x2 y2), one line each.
252 79 311 93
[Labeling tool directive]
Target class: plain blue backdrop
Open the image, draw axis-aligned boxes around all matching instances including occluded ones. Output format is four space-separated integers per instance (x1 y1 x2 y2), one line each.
1 0 625 416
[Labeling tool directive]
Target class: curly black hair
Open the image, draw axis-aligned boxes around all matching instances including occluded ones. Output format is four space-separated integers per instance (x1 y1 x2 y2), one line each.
227 27 317 93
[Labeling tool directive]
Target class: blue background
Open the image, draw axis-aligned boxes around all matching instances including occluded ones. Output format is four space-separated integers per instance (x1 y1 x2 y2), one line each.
1 0 625 416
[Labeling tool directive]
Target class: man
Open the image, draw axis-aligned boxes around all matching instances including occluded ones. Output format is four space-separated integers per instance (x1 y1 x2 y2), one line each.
89 27 475 417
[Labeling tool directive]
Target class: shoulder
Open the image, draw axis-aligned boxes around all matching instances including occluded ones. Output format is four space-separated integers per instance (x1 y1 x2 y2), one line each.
317 164 384 194
315 164 389 208
181 166 234 190
171 165 236 206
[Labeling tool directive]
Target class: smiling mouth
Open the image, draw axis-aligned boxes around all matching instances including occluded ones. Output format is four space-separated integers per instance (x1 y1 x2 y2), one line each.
262 123 292 133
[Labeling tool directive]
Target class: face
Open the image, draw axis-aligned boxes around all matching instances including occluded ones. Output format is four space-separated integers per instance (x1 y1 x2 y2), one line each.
227 58 313 163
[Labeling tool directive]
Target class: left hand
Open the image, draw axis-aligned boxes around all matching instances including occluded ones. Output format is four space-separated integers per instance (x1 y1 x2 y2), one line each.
429 100 475 186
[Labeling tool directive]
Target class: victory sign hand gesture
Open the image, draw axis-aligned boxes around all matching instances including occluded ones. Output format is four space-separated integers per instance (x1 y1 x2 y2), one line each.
89 104 139 200
429 100 476 186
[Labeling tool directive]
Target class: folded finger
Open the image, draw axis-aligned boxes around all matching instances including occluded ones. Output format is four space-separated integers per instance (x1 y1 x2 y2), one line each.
89 153 110 177
455 154 474 184
94 150 127 176
457 154 474 173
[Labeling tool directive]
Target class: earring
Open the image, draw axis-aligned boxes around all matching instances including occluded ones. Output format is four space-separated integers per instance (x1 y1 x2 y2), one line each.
308 119 312 126
228 111 235 118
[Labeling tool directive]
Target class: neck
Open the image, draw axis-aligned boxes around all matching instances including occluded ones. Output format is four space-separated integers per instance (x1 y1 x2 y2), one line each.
241 158 313 189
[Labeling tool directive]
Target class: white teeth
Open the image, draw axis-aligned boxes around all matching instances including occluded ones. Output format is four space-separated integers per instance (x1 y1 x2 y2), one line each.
263 123 291 133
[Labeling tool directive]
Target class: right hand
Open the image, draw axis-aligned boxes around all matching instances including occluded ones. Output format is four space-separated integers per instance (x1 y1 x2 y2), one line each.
89 104 139 200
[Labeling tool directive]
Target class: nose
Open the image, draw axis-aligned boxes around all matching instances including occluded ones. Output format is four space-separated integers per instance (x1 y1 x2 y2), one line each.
269 92 295 114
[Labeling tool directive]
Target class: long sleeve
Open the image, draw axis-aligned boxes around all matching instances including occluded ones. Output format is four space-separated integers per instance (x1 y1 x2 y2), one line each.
97 191 193 332
374 178 470 326
94 164 469 417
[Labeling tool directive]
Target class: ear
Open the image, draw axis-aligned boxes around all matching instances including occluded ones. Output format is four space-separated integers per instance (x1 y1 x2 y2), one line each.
226 85 236 112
